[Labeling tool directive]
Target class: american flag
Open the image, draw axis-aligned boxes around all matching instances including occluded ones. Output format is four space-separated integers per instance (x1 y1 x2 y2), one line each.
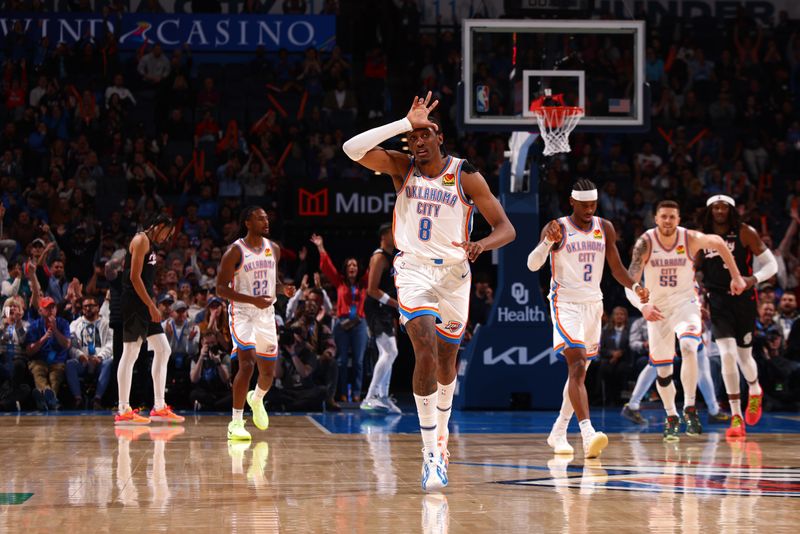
609 98 631 113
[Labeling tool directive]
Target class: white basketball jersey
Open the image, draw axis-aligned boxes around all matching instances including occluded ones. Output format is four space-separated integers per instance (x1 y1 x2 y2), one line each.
393 156 473 262
548 216 606 304
643 226 696 307
230 238 277 314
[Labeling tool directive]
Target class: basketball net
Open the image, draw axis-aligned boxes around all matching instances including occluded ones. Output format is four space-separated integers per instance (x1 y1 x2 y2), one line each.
530 93 584 156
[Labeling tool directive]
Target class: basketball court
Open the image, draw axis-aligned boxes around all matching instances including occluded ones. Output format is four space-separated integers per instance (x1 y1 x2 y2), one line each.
0 411 798 532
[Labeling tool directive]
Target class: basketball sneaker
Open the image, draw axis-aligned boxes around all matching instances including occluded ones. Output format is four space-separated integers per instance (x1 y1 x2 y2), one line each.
621 403 646 425
683 406 703 436
381 396 402 414
360 396 390 413
725 415 746 439
421 448 448 492
582 431 608 459
708 410 731 423
547 431 575 455
115 408 151 425
662 415 681 442
228 419 252 441
745 392 763 426
149 405 185 423
247 391 269 430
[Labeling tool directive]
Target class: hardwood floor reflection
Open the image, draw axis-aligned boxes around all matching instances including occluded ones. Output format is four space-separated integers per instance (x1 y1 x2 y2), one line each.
0 414 797 533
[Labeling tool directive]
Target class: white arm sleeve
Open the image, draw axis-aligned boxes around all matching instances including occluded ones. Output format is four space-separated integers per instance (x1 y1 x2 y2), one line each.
753 248 778 283
625 287 645 311
342 118 413 161
526 239 553 272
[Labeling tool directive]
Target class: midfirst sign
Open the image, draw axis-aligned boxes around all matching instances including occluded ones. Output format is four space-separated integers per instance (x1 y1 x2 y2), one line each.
298 186 396 219
0 14 336 52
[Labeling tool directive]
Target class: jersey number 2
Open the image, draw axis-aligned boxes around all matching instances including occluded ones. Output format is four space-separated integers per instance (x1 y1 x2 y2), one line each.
583 264 592 282
418 218 432 241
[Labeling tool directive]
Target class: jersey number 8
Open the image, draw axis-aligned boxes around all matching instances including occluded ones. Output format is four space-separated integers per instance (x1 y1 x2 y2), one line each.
418 218 432 241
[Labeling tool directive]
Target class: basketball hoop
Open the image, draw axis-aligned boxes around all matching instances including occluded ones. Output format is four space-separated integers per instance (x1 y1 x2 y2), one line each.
532 105 584 156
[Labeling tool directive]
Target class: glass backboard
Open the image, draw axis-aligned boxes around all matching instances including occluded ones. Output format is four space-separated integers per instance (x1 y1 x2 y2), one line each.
461 19 647 132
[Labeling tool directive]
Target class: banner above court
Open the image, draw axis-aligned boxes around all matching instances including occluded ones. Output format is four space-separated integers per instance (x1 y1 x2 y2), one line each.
0 13 336 52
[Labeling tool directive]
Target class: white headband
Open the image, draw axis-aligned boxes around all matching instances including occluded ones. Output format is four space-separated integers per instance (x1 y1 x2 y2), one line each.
571 189 598 202
706 194 735 207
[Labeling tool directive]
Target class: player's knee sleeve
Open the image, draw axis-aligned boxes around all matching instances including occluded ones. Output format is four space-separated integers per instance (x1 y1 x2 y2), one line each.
657 374 673 388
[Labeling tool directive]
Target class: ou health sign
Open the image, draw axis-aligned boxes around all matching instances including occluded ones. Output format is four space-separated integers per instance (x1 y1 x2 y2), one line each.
0 14 336 52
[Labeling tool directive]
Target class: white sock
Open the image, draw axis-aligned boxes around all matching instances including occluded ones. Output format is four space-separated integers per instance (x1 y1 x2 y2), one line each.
578 419 595 440
117 340 142 414
656 365 678 417
148 334 171 411
679 338 699 409
232 408 244 422
414 391 438 453
436 378 456 444
717 338 742 417
736 346 762 396
629 364 657 411
253 384 268 402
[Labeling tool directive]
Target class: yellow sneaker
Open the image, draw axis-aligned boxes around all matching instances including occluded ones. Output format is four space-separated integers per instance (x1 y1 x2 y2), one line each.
228 419 252 441
247 391 269 431
149 405 186 423
114 408 151 425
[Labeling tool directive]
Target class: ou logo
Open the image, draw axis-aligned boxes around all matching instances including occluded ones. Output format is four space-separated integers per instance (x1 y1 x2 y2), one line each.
511 283 529 305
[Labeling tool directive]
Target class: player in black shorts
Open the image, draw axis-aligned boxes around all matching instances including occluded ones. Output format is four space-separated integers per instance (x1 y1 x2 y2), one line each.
696 195 777 438
116 214 184 425
361 223 401 414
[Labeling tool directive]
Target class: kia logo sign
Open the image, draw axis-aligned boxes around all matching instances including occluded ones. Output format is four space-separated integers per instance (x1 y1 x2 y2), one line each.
299 188 329 216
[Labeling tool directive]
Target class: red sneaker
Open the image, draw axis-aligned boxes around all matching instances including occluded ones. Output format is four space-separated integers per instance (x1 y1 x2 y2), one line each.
149 405 186 423
725 415 746 440
114 408 151 425
745 392 763 426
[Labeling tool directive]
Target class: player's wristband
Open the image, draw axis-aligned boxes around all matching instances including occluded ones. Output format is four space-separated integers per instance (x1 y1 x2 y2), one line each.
631 283 642 293
379 293 390 305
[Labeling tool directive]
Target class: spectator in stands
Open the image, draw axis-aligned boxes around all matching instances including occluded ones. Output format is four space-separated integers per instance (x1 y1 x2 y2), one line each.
163 299 200 373
312 233 369 402
596 306 632 406
754 301 781 361
189 329 231 411
469 273 494 328
288 295 338 408
138 44 170 87
776 292 798 340
197 295 231 349
25 296 70 410
0 298 30 410
268 325 329 411
46 258 69 304
65 295 112 409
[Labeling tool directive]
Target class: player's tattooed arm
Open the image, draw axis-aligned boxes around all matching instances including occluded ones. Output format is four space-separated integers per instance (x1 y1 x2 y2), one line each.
627 235 651 283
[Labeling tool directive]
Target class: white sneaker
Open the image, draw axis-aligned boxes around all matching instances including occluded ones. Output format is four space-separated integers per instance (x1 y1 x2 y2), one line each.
582 431 609 459
381 396 402 414
547 432 575 455
421 448 448 492
360 396 390 413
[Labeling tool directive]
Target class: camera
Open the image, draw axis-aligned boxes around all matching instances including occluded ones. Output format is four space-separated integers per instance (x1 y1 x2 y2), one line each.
279 326 302 347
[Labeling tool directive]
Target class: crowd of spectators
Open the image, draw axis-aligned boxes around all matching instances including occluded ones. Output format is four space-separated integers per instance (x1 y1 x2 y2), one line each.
0 2 798 412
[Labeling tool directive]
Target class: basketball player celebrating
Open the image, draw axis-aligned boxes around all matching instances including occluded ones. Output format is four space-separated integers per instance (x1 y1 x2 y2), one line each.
527 179 648 458
625 200 746 441
696 195 777 438
116 215 185 424
343 92 516 491
361 223 401 414
217 206 294 441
